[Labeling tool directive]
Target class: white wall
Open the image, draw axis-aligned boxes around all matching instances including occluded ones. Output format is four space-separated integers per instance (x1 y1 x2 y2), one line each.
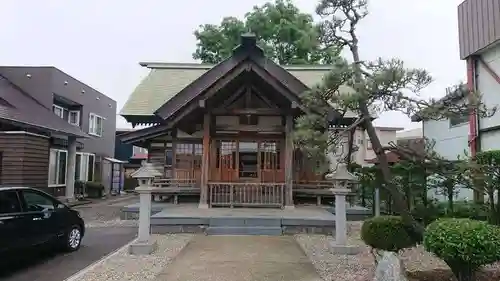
423 118 469 160
477 44 500 151
423 118 472 201
422 44 500 202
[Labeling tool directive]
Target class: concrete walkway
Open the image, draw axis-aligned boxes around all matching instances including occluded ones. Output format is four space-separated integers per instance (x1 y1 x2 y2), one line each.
154 235 322 281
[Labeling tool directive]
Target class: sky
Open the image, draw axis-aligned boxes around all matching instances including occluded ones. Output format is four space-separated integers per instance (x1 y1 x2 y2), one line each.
0 0 465 130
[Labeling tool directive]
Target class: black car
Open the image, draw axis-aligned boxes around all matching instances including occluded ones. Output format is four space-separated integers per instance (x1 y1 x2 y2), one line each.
0 187 85 257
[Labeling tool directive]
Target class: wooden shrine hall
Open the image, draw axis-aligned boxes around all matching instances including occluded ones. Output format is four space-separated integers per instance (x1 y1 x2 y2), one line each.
119 33 356 208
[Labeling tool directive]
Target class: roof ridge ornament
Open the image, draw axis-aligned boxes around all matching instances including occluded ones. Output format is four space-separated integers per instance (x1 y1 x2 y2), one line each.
232 33 263 56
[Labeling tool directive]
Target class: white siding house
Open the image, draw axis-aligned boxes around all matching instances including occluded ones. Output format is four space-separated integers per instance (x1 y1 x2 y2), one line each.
419 46 500 202
416 0 500 202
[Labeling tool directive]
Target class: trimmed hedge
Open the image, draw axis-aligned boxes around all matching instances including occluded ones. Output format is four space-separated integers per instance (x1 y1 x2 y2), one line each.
424 218 500 281
361 216 416 252
85 181 105 198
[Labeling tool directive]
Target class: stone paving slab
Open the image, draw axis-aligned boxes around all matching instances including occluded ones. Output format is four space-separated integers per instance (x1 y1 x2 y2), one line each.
154 235 322 281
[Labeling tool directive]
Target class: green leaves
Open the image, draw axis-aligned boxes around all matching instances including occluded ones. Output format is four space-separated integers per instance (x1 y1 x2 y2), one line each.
424 218 500 274
192 0 340 64
361 216 417 252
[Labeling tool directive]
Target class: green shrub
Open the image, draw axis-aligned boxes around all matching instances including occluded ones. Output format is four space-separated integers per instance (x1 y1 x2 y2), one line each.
424 218 500 281
411 201 445 226
85 181 105 198
123 176 138 191
447 203 489 221
361 216 416 252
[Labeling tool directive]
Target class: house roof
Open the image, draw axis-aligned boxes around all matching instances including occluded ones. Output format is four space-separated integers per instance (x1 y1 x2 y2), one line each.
0 75 88 137
366 151 401 164
120 63 354 117
411 84 468 122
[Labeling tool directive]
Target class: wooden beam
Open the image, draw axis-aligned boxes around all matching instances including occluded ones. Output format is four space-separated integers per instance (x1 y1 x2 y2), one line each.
215 124 285 132
250 64 307 112
211 108 285 116
219 86 247 108
199 113 211 208
250 86 279 109
284 114 294 208
171 129 177 179
202 62 249 100
245 86 252 107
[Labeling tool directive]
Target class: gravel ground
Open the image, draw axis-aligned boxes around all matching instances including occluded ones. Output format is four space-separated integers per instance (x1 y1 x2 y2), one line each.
74 195 138 227
295 222 500 281
69 234 194 281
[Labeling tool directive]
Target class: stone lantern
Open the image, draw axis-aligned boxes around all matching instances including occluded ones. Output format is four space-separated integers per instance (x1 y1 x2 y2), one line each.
128 161 162 255
326 163 361 255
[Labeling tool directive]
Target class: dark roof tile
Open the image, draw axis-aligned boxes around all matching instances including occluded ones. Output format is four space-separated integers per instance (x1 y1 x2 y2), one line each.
0 75 88 137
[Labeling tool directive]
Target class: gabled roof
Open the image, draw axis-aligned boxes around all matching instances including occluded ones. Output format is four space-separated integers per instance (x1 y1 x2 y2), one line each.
0 75 88 137
120 48 354 118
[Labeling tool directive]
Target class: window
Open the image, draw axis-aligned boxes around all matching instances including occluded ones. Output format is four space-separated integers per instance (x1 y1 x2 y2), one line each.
49 149 67 186
21 190 56 212
367 138 372 150
69 110 80 126
0 191 21 214
75 152 95 182
89 113 104 136
53 105 64 118
449 113 468 127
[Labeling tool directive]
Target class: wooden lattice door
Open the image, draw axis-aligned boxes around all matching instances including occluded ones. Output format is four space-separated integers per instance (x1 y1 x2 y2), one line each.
213 140 237 182
259 140 283 182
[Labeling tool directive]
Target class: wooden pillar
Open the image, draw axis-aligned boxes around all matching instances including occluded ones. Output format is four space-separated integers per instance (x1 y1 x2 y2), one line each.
284 114 294 209
171 130 177 179
199 113 211 208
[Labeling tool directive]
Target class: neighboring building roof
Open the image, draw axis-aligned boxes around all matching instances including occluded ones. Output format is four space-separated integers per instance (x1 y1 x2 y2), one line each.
376 126 404 132
411 84 468 122
0 75 88 137
458 0 500 59
397 127 423 140
120 62 354 117
131 153 148 159
366 151 401 164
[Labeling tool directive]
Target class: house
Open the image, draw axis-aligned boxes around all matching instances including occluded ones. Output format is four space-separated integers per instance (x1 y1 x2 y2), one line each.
119 34 361 208
0 66 117 198
396 127 425 155
412 0 500 201
115 128 149 174
330 126 403 167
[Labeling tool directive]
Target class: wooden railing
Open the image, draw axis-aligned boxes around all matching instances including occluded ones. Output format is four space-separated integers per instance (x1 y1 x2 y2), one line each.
293 180 334 193
152 178 199 193
208 182 285 208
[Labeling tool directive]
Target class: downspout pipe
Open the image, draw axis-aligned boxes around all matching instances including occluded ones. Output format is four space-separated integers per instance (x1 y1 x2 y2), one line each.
467 56 478 158
467 56 481 202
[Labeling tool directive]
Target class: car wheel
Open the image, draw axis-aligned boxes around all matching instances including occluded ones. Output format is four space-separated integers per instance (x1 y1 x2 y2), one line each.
63 226 82 252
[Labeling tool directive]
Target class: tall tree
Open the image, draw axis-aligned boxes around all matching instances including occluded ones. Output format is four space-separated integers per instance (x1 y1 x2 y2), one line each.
294 0 495 240
192 0 338 64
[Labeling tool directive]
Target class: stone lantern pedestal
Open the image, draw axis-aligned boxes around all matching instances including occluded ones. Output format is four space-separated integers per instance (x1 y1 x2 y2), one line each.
128 162 162 255
326 164 363 255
